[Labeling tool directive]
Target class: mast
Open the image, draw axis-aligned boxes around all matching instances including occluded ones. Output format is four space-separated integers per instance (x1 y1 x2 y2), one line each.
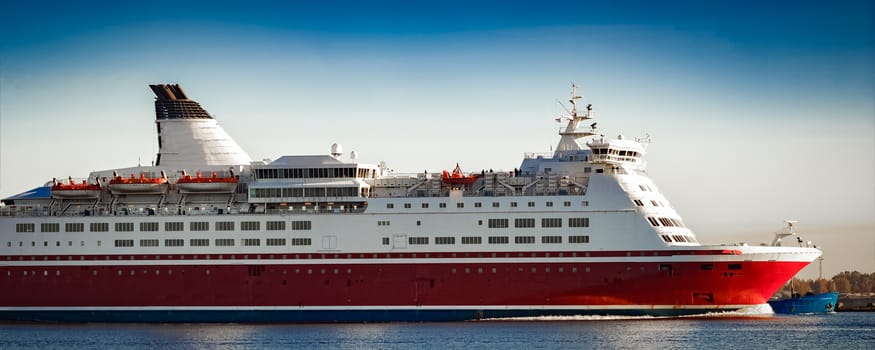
555 84 598 153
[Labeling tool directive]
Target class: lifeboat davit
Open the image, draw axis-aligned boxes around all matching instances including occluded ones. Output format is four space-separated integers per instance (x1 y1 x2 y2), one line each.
441 163 480 185
176 171 238 193
51 177 101 199
108 172 169 194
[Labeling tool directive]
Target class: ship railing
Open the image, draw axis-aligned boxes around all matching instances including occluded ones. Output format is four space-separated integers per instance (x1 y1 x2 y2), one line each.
524 152 553 159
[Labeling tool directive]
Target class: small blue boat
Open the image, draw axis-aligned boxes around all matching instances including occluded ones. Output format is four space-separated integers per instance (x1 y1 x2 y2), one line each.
768 292 839 314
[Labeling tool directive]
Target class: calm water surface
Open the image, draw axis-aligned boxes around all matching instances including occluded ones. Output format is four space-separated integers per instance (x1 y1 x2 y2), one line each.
1 312 873 349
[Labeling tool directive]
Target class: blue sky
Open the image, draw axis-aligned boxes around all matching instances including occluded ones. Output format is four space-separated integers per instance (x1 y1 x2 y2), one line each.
1 0 873 278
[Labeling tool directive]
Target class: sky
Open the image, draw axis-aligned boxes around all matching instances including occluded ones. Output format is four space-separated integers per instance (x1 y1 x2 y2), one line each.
1 0 873 279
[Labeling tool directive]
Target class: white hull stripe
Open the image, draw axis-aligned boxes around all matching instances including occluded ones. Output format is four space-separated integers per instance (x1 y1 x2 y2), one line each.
0 304 760 311
0 254 818 267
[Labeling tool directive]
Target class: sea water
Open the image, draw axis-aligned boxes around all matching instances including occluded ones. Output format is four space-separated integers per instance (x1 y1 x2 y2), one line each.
0 312 872 349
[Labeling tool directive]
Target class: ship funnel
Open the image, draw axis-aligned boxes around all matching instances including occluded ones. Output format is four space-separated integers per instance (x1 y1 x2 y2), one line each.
150 84 252 167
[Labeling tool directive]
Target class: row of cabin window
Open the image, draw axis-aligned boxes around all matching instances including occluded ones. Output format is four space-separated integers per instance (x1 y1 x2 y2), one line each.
659 234 698 244
7 237 314 248
382 235 590 245
632 199 665 207
388 201 590 209
255 167 375 179
10 266 622 278
252 187 360 198
646 217 685 228
14 220 313 233
485 217 589 228
114 238 313 248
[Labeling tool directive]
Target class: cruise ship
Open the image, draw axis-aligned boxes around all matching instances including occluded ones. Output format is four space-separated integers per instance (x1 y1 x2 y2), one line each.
0 84 821 322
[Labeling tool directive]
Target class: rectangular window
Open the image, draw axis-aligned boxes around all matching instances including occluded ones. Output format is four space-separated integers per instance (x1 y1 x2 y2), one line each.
492 202 500 208
291 238 312 246
569 235 590 244
439 203 447 208
190 221 209 231
115 222 134 232
65 223 84 232
404 203 411 208
541 235 563 244
291 220 312 230
527 201 535 207
267 238 286 246
165 222 184 232
266 221 286 231
15 223 35 233
190 239 210 247
243 238 261 246
114 239 134 247
381 237 390 245
700 264 714 271
386 203 394 209
421 203 429 209
140 222 159 232
435 237 455 245
216 221 235 231
40 223 60 232
546 201 553 207
564 201 571 207
568 217 590 228
456 203 464 208
514 218 535 228
728 264 742 270
461 236 482 245
510 202 518 207
241 221 260 231
139 239 159 247
514 236 535 244
89 222 109 232
541 218 562 228
487 218 509 228
647 217 660 226
488 236 509 244
474 202 482 208
408 237 429 245
215 239 235 247
165 239 184 247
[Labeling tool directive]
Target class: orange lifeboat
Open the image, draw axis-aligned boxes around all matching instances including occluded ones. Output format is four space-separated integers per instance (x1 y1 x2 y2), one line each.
441 163 480 185
176 171 238 193
51 177 101 199
108 172 169 194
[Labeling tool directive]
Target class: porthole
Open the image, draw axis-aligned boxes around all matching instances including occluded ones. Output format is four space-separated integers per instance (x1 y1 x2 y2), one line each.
205 269 211 275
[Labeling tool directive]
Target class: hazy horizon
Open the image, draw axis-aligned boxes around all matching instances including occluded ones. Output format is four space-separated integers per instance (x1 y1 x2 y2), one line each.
2 1 873 277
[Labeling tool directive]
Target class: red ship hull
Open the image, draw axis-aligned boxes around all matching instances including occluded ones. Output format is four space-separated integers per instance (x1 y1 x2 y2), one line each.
0 250 808 322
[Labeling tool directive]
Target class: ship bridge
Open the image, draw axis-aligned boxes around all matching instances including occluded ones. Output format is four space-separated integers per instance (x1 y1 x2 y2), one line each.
586 135 648 169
